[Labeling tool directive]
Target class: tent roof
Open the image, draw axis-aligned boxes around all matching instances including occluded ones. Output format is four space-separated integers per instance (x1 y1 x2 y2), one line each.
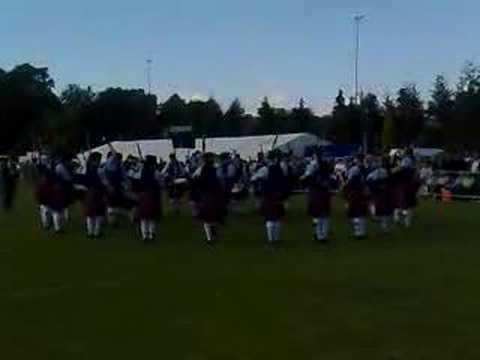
81 133 329 161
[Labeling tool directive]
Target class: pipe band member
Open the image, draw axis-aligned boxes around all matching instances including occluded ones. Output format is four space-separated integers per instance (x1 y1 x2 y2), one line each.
251 150 289 245
344 154 369 238
302 150 335 243
192 153 228 245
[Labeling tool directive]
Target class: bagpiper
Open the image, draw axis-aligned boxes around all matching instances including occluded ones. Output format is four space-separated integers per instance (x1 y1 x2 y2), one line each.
251 151 289 245
344 155 369 238
366 156 393 232
392 148 420 228
49 153 74 233
80 152 107 238
191 153 228 246
0 156 19 213
102 151 127 226
135 155 163 242
301 150 335 243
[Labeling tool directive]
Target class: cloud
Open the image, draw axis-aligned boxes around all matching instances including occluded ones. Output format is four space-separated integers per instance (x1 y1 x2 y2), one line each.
190 93 209 101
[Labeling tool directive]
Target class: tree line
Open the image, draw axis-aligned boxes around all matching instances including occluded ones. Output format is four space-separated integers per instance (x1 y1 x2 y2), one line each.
1 62 480 154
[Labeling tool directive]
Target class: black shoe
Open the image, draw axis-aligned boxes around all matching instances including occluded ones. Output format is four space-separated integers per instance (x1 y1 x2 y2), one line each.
316 237 328 244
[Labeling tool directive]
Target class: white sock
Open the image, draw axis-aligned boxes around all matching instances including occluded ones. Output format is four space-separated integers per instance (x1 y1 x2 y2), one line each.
352 217 366 237
403 210 412 228
140 220 149 240
86 217 94 236
266 221 275 243
171 199 180 211
107 207 117 224
148 221 156 239
315 218 330 240
273 221 281 242
380 216 390 232
203 223 214 243
94 217 103 237
358 217 366 237
40 205 51 229
52 211 64 232
394 209 401 224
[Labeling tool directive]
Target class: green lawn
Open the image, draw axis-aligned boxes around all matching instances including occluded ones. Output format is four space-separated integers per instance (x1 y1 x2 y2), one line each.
1 187 480 359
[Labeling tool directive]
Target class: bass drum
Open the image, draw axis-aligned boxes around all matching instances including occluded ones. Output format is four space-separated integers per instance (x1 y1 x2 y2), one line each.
231 182 249 202
168 178 189 199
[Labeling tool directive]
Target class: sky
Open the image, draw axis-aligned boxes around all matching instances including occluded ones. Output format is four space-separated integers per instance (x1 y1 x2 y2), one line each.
1 0 479 114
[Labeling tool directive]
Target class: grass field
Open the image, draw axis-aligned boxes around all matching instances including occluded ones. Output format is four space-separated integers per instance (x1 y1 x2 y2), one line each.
1 187 480 360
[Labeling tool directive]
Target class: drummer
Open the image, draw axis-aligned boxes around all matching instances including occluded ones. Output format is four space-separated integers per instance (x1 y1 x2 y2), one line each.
191 153 228 246
162 153 187 212
217 152 237 203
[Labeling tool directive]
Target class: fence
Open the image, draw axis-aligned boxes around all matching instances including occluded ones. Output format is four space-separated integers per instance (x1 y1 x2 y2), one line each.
427 170 480 201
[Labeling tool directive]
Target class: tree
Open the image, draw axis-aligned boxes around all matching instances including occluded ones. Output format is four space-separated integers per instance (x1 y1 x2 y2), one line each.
204 98 223 136
452 62 480 149
346 97 363 145
360 93 383 151
275 107 290 134
424 75 454 147
330 89 351 144
187 97 223 137
56 85 96 151
88 87 157 144
289 98 315 133
61 84 95 110
158 94 188 129
257 97 276 134
395 84 424 146
457 61 480 94
0 63 60 153
429 75 454 123
223 98 245 136
381 97 396 150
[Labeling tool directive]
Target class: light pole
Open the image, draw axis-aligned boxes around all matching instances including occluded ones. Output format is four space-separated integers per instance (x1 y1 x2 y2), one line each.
146 59 153 95
353 14 365 105
353 14 367 153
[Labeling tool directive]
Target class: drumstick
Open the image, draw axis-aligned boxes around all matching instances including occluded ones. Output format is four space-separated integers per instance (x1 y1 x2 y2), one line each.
107 141 117 154
136 143 144 161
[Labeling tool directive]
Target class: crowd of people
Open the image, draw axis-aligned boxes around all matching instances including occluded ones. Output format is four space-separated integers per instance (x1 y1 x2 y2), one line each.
2 144 422 247
0 156 19 213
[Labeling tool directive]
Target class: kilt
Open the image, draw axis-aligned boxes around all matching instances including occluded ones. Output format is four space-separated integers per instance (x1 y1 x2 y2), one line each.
392 182 417 210
260 192 285 221
49 184 68 212
307 188 331 218
63 183 75 207
35 180 53 206
231 185 249 202
406 180 421 209
107 187 125 208
372 190 393 217
137 191 162 220
83 188 106 217
198 191 227 223
345 189 368 218
168 182 188 200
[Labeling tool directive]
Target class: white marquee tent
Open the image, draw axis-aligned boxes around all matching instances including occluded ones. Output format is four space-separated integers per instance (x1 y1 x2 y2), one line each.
81 133 329 162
